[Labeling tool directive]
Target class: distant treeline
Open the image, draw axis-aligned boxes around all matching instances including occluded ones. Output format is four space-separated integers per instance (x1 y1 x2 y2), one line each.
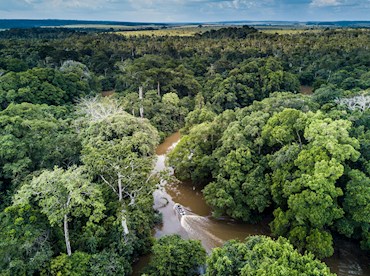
0 19 167 29
197 25 258 39
0 28 85 39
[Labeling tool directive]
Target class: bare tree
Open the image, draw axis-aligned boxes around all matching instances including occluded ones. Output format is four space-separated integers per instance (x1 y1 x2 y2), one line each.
335 94 370 112
77 96 126 122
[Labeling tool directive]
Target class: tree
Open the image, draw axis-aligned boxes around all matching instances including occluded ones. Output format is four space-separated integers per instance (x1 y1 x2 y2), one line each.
146 235 206 276
80 98 159 238
0 68 95 109
0 204 53 275
0 103 80 194
50 252 91 276
203 149 271 222
13 166 105 256
337 170 370 250
270 112 360 258
335 93 370 112
206 236 334 276
182 106 216 134
60 60 91 81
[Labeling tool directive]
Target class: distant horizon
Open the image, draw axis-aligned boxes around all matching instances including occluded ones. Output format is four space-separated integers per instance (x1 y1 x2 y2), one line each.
1 18 370 25
1 1 370 23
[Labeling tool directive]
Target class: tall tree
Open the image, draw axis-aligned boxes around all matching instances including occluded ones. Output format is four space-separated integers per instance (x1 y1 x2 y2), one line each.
79 98 159 238
13 166 105 256
270 112 360 258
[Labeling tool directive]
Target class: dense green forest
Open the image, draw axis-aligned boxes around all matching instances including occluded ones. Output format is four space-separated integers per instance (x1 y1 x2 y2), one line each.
0 26 369 275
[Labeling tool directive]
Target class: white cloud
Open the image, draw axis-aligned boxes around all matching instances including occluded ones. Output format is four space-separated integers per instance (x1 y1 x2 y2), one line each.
209 0 274 10
50 0 104 9
19 0 122 10
310 0 341 7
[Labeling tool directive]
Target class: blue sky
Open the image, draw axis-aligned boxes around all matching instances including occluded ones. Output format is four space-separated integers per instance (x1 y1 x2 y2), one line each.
0 0 369 22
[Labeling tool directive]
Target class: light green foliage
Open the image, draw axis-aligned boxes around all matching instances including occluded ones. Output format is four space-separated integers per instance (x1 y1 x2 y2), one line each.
344 170 370 225
146 235 206 276
49 250 132 276
81 111 159 198
262 108 306 146
60 60 91 81
79 99 160 255
206 236 334 276
50 252 91 276
303 115 360 162
14 166 104 226
13 166 105 254
270 112 360 258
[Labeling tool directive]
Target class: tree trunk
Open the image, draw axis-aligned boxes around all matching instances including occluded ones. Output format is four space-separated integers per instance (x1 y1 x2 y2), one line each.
139 86 144 118
121 210 129 235
64 214 72 256
118 174 123 202
296 130 303 149
157 81 161 97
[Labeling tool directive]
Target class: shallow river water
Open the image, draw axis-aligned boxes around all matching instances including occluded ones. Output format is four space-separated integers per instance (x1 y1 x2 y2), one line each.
133 132 370 276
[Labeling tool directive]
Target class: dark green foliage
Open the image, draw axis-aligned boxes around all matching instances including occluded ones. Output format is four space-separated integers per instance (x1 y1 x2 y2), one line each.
337 170 370 250
146 235 206 276
120 90 189 140
203 58 300 112
0 204 53 275
0 67 97 109
0 103 81 194
168 109 236 183
206 236 334 276
89 250 132 275
199 25 258 39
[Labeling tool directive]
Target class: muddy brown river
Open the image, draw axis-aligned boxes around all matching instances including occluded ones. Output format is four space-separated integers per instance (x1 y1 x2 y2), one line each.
133 132 370 276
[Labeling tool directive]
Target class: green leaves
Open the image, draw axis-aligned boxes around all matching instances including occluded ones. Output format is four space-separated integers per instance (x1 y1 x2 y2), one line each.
172 97 364 259
13 166 105 255
304 116 360 162
206 236 334 276
268 112 361 258
0 103 80 186
147 235 206 276
262 108 306 147
0 67 96 109
0 204 53 275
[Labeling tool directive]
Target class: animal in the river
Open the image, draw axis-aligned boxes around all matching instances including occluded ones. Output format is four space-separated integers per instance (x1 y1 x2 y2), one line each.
173 203 186 216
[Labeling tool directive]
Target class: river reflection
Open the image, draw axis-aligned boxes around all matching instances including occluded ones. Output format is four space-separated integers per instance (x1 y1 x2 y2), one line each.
133 132 370 276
